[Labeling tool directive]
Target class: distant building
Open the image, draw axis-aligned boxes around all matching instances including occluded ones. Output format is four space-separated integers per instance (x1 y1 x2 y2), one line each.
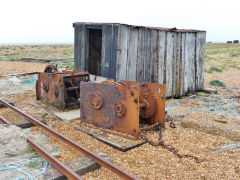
233 40 239 43
73 22 206 97
227 41 232 43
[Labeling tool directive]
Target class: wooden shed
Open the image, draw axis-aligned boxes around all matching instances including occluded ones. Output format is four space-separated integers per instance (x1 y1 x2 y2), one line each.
73 22 206 97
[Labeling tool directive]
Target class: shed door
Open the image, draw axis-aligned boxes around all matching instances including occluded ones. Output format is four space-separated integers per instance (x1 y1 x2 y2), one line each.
87 28 102 76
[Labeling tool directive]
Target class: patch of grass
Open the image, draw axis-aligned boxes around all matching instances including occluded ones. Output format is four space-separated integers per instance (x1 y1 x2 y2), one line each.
230 52 240 57
205 66 223 73
218 58 240 70
205 55 211 62
195 91 206 96
26 160 40 168
200 89 214 94
209 80 226 87
0 44 74 59
62 50 68 56
209 66 223 72
24 147 35 154
229 61 239 68
205 69 213 73
6 153 18 157
66 61 74 68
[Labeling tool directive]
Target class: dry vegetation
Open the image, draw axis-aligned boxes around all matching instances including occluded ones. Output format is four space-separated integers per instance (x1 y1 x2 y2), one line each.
0 43 240 179
0 44 73 60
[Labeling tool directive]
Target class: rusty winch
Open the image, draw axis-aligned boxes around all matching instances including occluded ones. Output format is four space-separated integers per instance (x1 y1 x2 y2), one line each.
80 80 166 138
36 65 89 108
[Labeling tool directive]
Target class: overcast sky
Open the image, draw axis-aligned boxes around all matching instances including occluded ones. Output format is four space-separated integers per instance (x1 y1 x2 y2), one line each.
0 0 239 44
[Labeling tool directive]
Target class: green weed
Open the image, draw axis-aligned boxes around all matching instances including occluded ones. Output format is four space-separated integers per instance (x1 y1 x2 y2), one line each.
6 153 18 157
209 80 226 87
24 147 35 154
26 160 40 168
205 69 213 73
209 66 223 72
230 52 240 57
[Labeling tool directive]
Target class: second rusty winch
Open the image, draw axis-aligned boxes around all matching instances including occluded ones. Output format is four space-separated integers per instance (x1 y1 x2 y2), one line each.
80 80 166 138
36 65 89 108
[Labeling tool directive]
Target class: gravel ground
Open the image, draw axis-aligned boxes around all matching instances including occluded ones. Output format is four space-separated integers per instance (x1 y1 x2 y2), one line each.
36 119 239 179
205 68 240 97
0 61 240 179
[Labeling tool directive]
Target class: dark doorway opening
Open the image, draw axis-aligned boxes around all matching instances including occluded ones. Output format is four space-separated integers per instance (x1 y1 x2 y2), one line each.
87 29 102 76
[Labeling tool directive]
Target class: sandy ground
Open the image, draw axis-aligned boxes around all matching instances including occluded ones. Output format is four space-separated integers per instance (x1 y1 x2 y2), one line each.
0 61 47 74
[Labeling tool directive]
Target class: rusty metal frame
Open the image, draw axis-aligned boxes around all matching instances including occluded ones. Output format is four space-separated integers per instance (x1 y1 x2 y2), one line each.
121 81 166 128
80 82 140 137
0 99 138 180
80 81 166 138
36 69 89 109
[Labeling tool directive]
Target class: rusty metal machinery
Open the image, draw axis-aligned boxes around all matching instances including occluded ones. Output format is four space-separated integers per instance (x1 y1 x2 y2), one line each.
80 80 166 138
36 65 89 108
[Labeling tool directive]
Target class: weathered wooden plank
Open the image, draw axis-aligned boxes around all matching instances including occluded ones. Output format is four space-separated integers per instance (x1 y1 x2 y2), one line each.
101 25 106 75
102 24 118 79
136 27 145 82
175 33 181 97
172 32 177 97
158 31 166 84
183 33 190 94
101 25 110 77
82 25 87 71
74 24 86 70
126 27 138 81
184 33 196 94
195 32 206 91
150 30 158 83
109 25 118 79
74 24 80 69
116 25 129 81
144 29 152 82
183 34 188 95
180 33 186 96
166 32 174 97
190 33 197 92
154 31 160 83
143 28 150 82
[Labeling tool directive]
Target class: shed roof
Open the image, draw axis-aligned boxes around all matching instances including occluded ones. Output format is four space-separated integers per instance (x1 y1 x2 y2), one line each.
73 22 205 33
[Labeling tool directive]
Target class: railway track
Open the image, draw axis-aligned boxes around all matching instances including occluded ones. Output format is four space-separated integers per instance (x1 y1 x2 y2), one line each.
0 99 138 180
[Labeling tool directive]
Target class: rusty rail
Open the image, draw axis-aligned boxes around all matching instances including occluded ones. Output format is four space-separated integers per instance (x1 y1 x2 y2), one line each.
0 115 10 124
0 99 138 180
27 138 82 180
0 116 83 180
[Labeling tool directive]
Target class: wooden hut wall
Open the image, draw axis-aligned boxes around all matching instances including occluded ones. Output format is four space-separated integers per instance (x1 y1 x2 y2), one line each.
116 24 206 97
74 23 118 79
